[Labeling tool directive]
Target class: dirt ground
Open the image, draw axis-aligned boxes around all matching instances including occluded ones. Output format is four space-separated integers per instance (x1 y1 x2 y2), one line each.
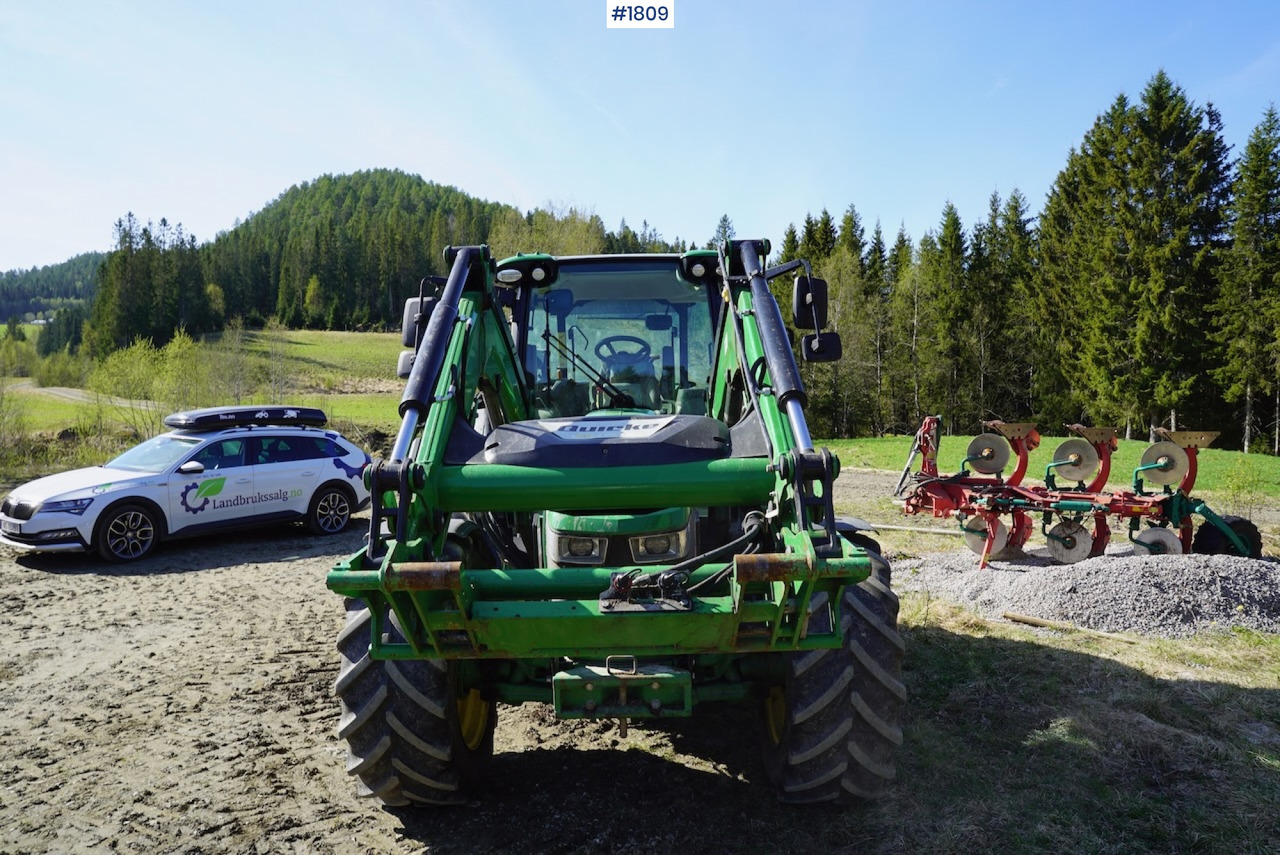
1 467 1270 854
0 472 907 855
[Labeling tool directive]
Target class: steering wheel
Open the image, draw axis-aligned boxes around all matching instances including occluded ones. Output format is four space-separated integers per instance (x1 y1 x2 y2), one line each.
594 335 651 361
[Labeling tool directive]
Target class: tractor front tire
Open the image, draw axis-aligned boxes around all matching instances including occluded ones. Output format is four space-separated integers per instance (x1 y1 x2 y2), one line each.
334 600 496 806
1193 515 1263 559
762 552 906 804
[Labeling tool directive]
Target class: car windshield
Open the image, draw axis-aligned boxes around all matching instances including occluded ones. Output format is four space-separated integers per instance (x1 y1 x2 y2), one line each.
524 261 715 417
107 434 203 473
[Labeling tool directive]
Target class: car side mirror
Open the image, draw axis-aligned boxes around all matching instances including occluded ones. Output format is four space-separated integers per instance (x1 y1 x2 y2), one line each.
792 276 829 330
177 461 205 474
801 331 842 363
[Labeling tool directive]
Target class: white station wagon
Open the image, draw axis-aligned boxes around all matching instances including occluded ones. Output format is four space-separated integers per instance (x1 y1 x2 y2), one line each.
0 406 371 562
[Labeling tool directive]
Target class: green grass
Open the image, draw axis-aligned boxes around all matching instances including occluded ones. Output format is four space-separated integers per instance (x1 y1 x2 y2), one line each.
5 384 92 430
234 328 404 387
869 598 1280 854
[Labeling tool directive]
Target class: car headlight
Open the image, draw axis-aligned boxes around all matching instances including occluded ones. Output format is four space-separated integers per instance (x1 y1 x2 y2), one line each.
38 498 95 516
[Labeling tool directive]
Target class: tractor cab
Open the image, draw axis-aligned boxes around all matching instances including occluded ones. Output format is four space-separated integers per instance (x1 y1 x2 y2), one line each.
498 253 718 418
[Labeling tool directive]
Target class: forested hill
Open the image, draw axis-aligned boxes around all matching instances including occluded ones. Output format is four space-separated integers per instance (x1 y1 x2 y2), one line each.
83 168 687 357
203 170 515 331
0 252 103 320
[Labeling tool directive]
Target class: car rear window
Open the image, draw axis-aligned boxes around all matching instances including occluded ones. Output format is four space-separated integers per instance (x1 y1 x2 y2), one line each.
257 436 340 464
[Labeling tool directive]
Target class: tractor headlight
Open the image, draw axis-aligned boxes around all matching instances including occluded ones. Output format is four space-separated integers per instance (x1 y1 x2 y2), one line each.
629 528 688 563
566 537 597 557
643 535 671 554
547 529 608 565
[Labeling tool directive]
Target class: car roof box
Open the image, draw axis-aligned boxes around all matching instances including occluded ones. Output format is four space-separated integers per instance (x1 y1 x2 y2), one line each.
164 405 328 431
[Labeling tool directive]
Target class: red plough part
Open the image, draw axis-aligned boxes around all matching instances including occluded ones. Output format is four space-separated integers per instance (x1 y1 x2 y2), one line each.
895 417 1261 567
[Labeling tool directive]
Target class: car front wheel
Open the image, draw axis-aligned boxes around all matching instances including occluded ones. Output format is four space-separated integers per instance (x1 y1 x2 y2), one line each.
95 503 159 562
308 484 352 535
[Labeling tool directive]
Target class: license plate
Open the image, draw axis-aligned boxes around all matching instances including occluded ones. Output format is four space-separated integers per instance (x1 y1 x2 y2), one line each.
1 521 19 535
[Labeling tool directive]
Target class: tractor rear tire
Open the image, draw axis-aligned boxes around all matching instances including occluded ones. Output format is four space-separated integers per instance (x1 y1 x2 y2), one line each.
334 600 496 806
761 552 906 804
1192 516 1263 559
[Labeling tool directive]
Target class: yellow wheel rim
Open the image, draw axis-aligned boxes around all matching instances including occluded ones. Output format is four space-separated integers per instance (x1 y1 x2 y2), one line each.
764 686 787 746
456 688 489 751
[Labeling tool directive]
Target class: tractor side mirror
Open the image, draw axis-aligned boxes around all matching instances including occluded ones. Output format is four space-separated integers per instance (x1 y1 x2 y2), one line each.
397 351 416 379
401 297 438 348
544 289 575 319
801 331 842 363
645 314 673 331
792 276 828 330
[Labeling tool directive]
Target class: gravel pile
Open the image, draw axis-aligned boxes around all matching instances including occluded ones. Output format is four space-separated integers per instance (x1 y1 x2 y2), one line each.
893 546 1280 638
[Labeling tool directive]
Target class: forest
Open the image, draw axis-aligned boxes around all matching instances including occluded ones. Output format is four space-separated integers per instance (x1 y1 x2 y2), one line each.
3 71 1279 450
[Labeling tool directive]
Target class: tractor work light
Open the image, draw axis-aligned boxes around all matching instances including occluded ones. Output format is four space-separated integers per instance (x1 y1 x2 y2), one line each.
546 529 608 566
628 527 688 564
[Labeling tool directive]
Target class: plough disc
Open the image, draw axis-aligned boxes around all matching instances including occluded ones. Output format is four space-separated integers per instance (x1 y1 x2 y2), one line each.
1134 527 1183 556
961 516 1008 556
1051 438 1100 483
1045 520 1092 564
965 433 1010 475
1139 441 1189 487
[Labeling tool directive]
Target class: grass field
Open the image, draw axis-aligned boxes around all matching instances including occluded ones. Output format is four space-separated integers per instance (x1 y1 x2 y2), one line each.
876 596 1280 853
235 328 404 387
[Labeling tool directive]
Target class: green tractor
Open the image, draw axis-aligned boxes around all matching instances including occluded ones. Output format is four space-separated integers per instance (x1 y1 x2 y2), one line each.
328 240 904 806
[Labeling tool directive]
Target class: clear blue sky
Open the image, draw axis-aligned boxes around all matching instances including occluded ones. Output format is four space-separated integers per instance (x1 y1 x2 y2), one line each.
2 0 1277 271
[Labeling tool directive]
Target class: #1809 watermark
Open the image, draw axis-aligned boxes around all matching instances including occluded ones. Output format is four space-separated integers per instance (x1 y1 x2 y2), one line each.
606 1 674 28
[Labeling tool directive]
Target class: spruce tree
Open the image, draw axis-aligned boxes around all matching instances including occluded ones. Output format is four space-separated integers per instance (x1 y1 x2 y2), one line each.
778 224 800 264
1212 105 1280 451
814 209 838 259
926 203 970 428
836 204 867 282
1037 72 1232 435
864 222 891 432
886 227 923 429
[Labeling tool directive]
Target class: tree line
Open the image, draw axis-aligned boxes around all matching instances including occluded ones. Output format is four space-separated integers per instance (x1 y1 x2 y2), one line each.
0 252 101 321
787 71 1279 450
11 71 1279 449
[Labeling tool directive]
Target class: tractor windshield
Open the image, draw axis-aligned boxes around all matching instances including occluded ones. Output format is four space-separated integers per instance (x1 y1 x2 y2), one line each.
524 260 715 417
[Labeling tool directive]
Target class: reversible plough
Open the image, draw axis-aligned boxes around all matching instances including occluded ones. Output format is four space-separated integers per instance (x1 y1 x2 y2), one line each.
895 416 1262 567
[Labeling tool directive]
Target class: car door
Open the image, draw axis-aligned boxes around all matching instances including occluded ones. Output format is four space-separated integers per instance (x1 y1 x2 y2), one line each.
169 437 255 533
251 434 324 521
